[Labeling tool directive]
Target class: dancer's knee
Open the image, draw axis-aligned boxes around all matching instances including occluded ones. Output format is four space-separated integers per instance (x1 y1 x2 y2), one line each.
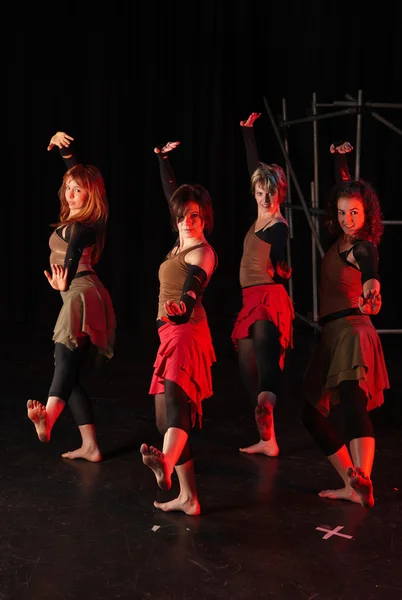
257 390 276 410
302 400 343 456
164 380 192 435
339 381 375 440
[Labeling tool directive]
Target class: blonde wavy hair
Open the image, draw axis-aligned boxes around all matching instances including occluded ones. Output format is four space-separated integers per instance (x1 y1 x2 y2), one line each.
250 162 288 204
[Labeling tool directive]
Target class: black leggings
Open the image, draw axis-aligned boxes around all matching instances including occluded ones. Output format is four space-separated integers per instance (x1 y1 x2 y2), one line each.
48 339 94 426
302 380 375 456
238 319 281 402
154 379 192 466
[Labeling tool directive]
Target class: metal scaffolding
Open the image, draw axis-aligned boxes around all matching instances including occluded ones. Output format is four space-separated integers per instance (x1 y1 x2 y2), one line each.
263 91 402 334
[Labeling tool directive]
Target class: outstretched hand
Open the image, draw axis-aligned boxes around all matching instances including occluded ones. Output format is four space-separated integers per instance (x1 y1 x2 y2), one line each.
330 141 353 154
154 141 180 154
358 290 382 315
160 300 186 324
275 260 292 280
47 132 74 151
44 264 68 291
240 112 261 127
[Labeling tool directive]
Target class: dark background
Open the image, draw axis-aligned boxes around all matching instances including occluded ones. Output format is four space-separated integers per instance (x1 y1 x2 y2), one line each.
6 9 402 339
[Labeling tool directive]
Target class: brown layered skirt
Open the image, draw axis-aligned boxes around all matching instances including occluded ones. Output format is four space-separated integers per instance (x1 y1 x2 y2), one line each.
304 315 390 417
149 320 216 427
53 274 116 359
231 284 294 370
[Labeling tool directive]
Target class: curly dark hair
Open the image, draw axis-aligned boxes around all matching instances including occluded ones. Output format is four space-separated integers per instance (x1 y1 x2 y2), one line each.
325 179 384 245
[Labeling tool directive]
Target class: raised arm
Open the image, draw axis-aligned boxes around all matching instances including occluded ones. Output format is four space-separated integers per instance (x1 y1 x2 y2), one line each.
240 112 262 177
47 131 79 170
154 141 180 201
330 140 353 183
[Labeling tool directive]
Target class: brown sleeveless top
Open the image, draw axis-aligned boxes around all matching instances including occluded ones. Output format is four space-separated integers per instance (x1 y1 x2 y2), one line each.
239 224 275 288
319 240 363 319
49 230 95 273
157 242 216 323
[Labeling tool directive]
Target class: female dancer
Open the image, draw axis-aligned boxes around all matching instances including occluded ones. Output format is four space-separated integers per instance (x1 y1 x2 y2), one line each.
27 131 116 462
232 112 294 457
140 140 218 515
302 141 389 508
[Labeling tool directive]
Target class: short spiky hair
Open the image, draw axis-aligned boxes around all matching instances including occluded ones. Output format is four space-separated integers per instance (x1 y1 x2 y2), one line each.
250 162 288 204
169 184 214 234
325 179 384 245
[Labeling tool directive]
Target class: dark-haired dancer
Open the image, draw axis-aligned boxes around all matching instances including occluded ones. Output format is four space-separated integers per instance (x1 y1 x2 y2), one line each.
232 112 294 456
140 141 217 515
27 131 115 462
302 141 389 508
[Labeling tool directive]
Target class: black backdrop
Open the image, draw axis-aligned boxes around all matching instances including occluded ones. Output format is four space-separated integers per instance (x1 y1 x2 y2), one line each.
6 7 402 337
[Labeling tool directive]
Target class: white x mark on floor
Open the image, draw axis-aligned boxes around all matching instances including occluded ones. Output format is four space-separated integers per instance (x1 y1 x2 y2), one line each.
316 525 353 540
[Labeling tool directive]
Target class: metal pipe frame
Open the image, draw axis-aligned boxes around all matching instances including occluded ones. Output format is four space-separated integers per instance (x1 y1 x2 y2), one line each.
345 94 402 137
263 96 325 258
281 98 294 302
267 90 402 334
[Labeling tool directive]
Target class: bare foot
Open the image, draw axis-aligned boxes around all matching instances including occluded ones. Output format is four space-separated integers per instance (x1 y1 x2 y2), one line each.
239 439 279 457
346 466 375 508
140 443 172 491
27 399 50 442
154 495 201 515
318 486 360 504
318 467 375 508
61 446 102 463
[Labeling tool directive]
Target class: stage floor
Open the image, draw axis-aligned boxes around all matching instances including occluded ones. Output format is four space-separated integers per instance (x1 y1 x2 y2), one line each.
1 318 401 600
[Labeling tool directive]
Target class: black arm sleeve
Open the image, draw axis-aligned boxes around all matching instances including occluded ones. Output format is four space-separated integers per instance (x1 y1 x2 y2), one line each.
241 126 261 177
166 265 208 325
353 241 380 285
157 153 179 201
59 146 79 171
63 222 96 286
257 223 289 284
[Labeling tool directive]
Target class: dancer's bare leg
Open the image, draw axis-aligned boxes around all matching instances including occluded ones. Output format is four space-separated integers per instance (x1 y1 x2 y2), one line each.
240 391 279 456
318 444 361 503
61 424 102 462
154 459 201 515
319 438 375 507
27 396 65 442
350 436 375 476
141 427 188 491
348 437 375 508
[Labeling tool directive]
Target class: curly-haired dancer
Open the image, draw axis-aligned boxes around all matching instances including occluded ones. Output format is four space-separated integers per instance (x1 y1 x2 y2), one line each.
232 112 294 457
302 141 389 508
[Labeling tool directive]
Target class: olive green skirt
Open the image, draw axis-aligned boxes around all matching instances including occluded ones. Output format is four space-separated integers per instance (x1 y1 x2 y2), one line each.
53 274 116 359
304 315 389 417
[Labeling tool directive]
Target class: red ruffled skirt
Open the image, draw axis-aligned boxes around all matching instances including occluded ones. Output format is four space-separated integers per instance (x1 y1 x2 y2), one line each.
231 284 294 370
149 320 216 427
